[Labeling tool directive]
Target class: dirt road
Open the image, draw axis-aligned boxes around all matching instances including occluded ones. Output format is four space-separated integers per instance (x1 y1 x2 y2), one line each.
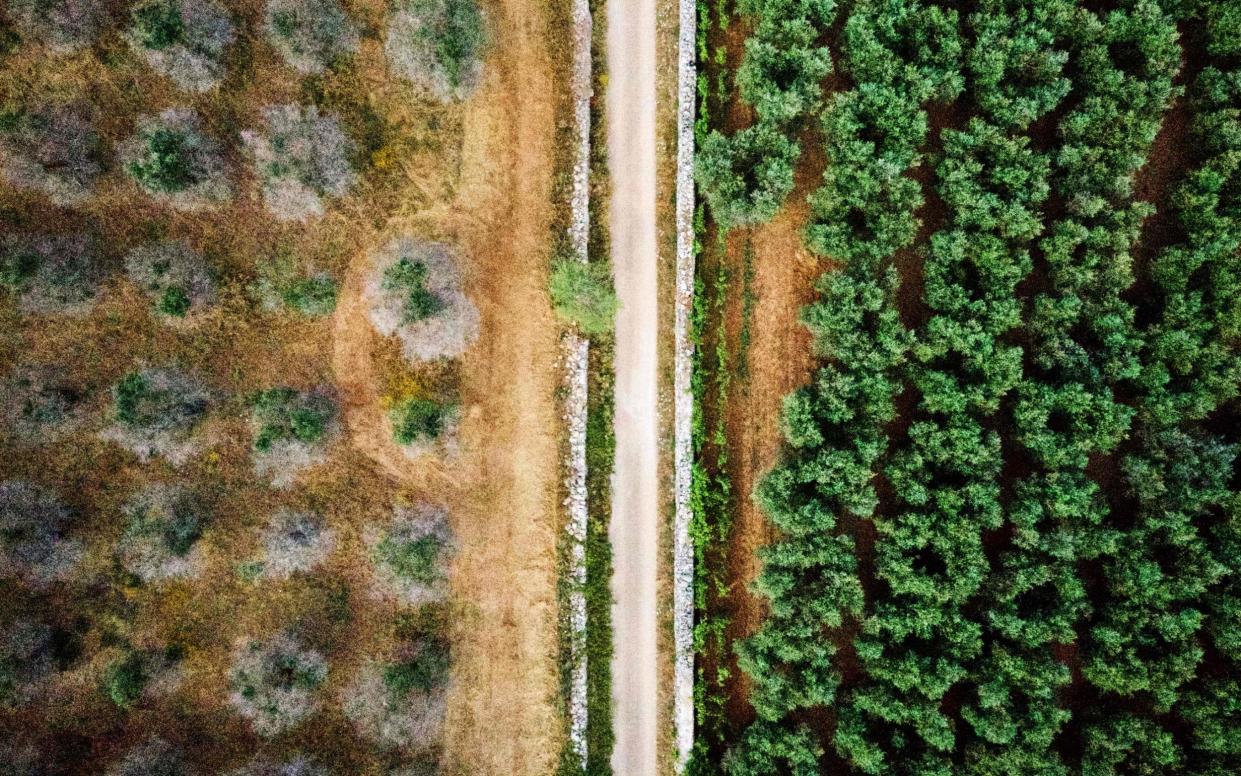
608 0 660 771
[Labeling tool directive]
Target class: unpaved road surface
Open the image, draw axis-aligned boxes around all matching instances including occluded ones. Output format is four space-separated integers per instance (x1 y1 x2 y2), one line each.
608 0 660 771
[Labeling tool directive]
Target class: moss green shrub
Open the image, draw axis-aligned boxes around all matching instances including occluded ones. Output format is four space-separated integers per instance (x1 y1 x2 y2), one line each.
389 396 458 458
385 0 486 101
264 0 359 74
251 251 337 316
0 103 103 205
105 366 210 463
242 104 357 221
101 645 183 708
122 108 231 209
248 387 337 486
124 240 216 321
344 634 451 750
549 258 618 336
125 0 234 92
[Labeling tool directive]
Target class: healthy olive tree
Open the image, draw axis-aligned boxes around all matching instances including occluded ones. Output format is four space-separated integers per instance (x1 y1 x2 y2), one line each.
367 504 454 605
102 366 211 464
116 483 208 582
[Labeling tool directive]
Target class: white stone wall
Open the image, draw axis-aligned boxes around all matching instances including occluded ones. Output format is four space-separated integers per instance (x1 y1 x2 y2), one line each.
672 0 697 769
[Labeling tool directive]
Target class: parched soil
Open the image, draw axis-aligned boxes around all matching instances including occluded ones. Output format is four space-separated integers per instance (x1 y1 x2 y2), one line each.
432 0 566 771
717 195 823 726
0 0 565 771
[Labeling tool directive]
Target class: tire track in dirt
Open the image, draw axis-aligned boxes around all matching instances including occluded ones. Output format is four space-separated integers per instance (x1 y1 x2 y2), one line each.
330 0 564 772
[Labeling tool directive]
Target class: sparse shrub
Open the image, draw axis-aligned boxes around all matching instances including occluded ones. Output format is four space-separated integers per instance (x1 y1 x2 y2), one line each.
264 0 359 74
0 480 82 587
0 617 53 705
124 240 216 321
343 635 451 750
107 739 190 776
242 104 357 222
117 483 207 582
549 258 618 336
102 645 183 708
248 386 337 486
0 232 102 315
0 103 104 205
227 632 327 737
1 363 89 444
121 108 231 210
251 251 337 316
367 504 454 605
389 397 458 458
6 0 105 53
104 366 210 463
125 0 234 92
251 508 335 579
385 0 486 101
366 237 479 362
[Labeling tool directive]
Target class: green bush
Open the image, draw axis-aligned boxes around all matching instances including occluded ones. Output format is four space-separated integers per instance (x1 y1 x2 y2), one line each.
264 0 359 74
696 123 797 231
125 0 234 92
251 252 337 316
249 387 336 452
382 636 450 697
383 256 445 324
122 109 230 209
114 368 208 433
548 258 618 336
390 397 453 447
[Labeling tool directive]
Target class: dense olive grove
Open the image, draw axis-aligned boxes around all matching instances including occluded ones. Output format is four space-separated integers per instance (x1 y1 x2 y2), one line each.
710 0 1241 774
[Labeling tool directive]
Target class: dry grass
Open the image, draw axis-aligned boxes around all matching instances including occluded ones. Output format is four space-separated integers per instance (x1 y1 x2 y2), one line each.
0 0 566 771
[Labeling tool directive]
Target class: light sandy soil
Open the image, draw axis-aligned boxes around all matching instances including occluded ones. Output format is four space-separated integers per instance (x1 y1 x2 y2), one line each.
608 0 661 770
333 0 566 772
